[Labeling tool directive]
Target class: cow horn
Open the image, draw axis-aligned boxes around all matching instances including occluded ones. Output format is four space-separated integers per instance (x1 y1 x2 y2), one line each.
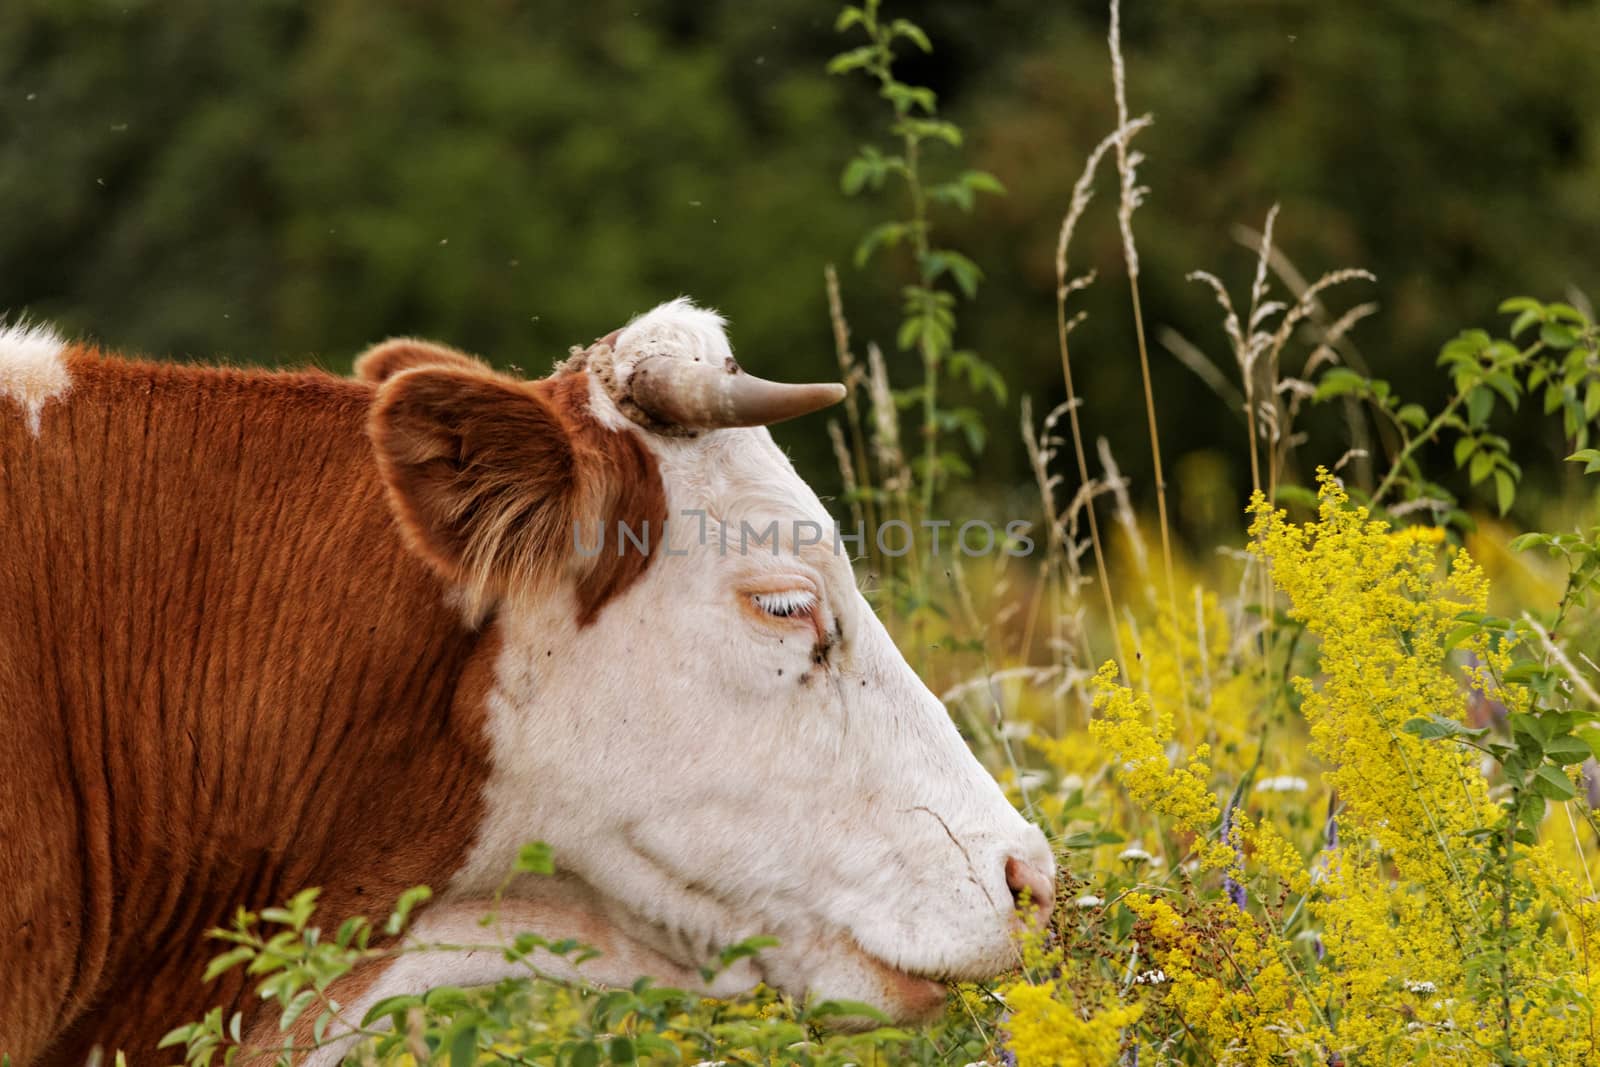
628 356 846 429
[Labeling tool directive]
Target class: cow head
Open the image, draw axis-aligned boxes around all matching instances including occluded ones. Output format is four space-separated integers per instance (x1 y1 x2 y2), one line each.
363 300 1054 1021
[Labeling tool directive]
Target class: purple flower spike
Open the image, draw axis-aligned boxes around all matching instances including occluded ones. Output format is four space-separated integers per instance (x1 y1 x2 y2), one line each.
1221 793 1247 911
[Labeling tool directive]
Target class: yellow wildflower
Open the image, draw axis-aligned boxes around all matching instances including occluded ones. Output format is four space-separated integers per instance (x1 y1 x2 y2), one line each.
1000 980 1141 1067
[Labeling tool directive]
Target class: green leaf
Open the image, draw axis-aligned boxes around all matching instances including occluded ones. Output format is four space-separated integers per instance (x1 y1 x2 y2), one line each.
423 985 473 1012
385 885 433 935
959 169 1006 196
1508 532 1551 553
1313 367 1368 402
826 45 878 76
362 994 425 1027
1402 715 1487 742
515 841 555 875
1498 296 1542 314
807 999 895 1023
840 157 871 196
929 249 982 298
1060 829 1127 848
1577 727 1600 762
1493 469 1515 514
893 117 962 147
1509 308 1542 338
278 989 317 1034
1567 448 1600 474
716 934 781 971
1511 710 1552 745
448 1024 478 1067
632 1034 679 1058
203 946 256 984
1469 449 1495 485
1483 371 1520 408
854 221 908 268
1396 403 1428 429
334 916 366 949
1543 735 1592 765
1467 386 1494 428
1541 322 1578 349
158 1025 197 1051
896 316 923 351
607 1036 636 1064
1533 764 1578 802
926 180 973 212
889 18 932 52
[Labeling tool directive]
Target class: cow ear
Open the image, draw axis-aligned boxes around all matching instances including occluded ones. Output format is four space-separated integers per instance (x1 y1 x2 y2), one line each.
369 366 579 616
355 338 489 385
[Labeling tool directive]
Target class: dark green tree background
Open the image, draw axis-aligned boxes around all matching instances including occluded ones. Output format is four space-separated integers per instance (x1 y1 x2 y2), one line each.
3 0 1595 523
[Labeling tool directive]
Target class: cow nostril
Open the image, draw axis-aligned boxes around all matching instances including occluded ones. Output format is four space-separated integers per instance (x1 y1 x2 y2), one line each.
1005 855 1056 922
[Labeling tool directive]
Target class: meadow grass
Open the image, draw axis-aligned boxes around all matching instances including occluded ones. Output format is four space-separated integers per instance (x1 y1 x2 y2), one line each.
162 1 1600 1064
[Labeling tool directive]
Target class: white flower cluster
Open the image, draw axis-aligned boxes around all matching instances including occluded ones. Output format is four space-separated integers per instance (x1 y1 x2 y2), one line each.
1403 979 1438 995
1254 775 1310 793
1133 968 1168 986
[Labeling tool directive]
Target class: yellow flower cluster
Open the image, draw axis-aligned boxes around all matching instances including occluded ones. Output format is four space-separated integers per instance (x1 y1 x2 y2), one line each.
1086 662 1235 869
1250 474 1501 924
1006 475 1599 1066
1123 588 1264 762
1124 893 1323 1064
999 979 1142 1067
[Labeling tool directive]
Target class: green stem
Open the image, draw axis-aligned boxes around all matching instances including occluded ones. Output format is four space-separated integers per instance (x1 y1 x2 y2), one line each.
1371 392 1467 507
1501 791 1518 1051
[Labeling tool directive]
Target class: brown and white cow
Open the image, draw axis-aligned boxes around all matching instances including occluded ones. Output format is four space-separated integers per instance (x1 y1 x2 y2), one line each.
0 300 1054 1065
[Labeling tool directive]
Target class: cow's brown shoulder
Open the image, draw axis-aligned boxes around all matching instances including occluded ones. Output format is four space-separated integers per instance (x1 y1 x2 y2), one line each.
1 346 499 1064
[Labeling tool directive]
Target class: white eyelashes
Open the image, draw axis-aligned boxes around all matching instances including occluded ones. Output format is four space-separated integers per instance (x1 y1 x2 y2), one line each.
751 590 818 619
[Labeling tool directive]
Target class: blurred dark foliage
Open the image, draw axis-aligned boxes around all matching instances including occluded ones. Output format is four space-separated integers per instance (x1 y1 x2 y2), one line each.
2 0 1596 526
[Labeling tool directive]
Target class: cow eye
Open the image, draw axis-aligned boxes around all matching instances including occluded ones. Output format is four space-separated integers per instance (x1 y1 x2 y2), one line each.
751 590 817 620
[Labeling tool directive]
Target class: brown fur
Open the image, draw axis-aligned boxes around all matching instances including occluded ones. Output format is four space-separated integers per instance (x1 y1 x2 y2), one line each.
353 338 489 385
369 366 667 624
0 346 663 1064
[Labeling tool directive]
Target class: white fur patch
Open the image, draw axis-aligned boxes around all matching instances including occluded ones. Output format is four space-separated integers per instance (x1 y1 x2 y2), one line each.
0 320 70 436
449 404 1052 1013
609 297 734 388
433 297 1052 1022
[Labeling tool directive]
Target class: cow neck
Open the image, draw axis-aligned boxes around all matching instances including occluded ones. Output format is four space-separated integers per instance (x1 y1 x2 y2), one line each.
3 349 495 1064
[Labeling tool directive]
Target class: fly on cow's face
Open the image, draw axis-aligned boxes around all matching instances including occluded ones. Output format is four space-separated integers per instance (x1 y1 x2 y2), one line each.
811 632 834 667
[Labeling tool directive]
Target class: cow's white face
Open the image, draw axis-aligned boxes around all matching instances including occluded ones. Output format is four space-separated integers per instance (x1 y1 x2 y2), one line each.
379 301 1054 1019
461 425 1054 1014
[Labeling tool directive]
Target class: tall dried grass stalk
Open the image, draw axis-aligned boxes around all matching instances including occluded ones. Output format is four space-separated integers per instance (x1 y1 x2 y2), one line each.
1158 326 1246 415
1023 397 1096 679
1053 118 1148 677
1109 0 1184 698
1235 223 1386 488
825 265 880 568
1097 436 1149 589
828 419 863 536
1186 207 1375 653
866 339 921 598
